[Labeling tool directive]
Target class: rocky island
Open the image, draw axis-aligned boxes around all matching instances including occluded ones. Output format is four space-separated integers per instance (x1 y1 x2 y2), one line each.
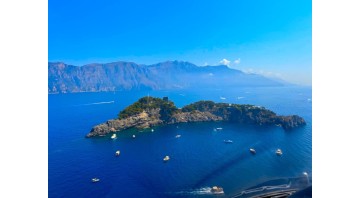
86 96 306 137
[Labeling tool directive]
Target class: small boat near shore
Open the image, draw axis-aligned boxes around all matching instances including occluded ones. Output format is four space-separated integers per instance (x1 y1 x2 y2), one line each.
111 134 117 139
224 140 233 144
211 186 224 194
132 135 136 138
163 155 170 162
276 149 283 155
115 150 120 156
250 148 256 154
92 178 100 183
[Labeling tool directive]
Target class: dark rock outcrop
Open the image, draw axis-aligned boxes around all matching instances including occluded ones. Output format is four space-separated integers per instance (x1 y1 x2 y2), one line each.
87 110 163 137
276 115 306 130
86 97 306 137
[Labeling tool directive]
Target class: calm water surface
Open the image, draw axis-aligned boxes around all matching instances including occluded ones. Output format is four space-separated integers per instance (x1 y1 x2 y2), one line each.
49 86 312 197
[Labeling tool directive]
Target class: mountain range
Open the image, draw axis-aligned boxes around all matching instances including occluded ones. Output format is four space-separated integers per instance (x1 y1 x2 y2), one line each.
48 60 285 93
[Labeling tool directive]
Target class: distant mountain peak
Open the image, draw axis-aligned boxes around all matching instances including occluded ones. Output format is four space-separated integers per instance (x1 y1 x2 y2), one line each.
48 60 285 93
151 60 196 66
148 60 198 71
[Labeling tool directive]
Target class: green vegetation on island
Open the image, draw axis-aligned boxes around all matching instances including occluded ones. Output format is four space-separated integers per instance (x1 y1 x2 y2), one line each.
118 97 179 121
87 96 306 137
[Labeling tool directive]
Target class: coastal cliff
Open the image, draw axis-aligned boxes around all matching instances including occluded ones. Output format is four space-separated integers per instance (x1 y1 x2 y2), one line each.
86 97 306 137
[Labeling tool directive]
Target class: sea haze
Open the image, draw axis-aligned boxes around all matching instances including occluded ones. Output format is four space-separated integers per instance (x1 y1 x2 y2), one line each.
48 86 311 197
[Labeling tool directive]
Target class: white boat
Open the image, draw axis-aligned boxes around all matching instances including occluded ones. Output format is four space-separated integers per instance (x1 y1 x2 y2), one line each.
175 135 181 138
92 178 100 183
276 149 283 155
111 134 117 139
216 127 223 130
132 135 136 138
115 150 120 156
224 140 233 143
250 148 256 154
211 186 224 194
220 97 226 100
151 129 154 132
163 155 170 162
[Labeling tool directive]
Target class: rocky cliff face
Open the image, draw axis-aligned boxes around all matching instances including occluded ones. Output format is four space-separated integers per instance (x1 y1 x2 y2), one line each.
87 109 162 137
86 97 306 137
49 61 284 93
168 111 223 124
87 109 223 137
276 115 306 130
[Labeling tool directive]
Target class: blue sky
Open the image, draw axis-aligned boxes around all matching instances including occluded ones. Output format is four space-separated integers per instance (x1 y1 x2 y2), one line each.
49 0 312 85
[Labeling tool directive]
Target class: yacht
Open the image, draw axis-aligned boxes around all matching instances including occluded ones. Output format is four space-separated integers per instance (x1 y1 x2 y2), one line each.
276 149 283 155
211 186 224 194
115 150 120 156
224 140 233 144
175 135 181 138
163 155 170 162
250 148 256 154
92 178 100 183
111 134 117 139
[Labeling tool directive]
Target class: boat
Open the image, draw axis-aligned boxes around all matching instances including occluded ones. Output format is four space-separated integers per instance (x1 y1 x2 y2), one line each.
163 155 170 162
115 150 120 156
224 140 233 143
220 97 226 100
276 149 283 155
132 135 136 138
92 178 100 183
216 127 223 130
111 134 117 139
151 129 154 132
250 148 256 154
211 186 224 194
175 135 181 138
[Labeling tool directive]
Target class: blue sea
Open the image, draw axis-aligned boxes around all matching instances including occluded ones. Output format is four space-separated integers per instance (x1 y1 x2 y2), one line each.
49 86 312 197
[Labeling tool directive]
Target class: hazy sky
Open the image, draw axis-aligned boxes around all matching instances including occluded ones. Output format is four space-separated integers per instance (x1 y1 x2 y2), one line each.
49 0 312 85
